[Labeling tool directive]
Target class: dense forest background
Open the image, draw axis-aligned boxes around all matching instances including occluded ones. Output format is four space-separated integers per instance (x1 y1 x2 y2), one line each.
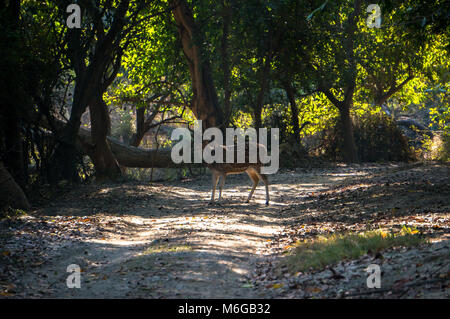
0 0 448 210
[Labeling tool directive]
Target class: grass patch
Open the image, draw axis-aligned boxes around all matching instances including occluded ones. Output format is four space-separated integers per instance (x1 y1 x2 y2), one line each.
0 207 27 220
283 226 425 273
141 243 193 255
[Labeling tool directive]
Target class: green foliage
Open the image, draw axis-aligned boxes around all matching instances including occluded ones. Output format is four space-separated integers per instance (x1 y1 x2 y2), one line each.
440 133 450 162
418 132 450 162
426 77 449 135
298 93 338 137
106 1 190 118
102 0 449 165
283 227 424 273
320 114 415 162
231 110 254 129
0 208 27 221
3 0 449 190
0 0 63 115
111 108 135 143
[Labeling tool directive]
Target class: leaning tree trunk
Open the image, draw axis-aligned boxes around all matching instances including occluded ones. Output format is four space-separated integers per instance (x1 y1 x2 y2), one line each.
76 127 196 169
0 161 30 210
375 73 414 109
87 94 122 179
39 115 200 170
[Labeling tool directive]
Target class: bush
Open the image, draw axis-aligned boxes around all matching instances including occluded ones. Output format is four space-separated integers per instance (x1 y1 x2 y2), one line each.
421 132 450 162
441 133 450 162
320 114 415 162
279 140 310 167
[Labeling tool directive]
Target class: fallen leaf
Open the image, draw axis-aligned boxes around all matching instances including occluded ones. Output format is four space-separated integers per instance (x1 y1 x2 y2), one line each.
271 283 284 289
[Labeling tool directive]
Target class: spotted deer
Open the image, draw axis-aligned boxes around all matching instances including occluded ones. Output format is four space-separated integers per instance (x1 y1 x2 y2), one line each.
206 143 270 205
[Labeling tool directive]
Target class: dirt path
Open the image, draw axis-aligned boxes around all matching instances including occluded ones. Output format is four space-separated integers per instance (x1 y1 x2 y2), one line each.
1 164 448 298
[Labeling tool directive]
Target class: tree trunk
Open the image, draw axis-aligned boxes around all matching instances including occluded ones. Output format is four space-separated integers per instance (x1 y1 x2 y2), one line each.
131 107 146 147
318 0 361 163
76 127 200 169
220 0 232 126
283 81 301 145
40 116 196 171
375 74 414 109
339 103 358 163
253 106 262 131
48 79 92 183
253 55 272 130
0 0 27 188
129 105 160 147
320 87 358 162
3 117 27 187
49 0 131 183
171 0 223 129
0 161 30 210
87 94 121 179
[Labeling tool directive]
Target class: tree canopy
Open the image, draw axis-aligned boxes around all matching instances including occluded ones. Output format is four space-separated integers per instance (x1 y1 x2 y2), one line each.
0 0 448 209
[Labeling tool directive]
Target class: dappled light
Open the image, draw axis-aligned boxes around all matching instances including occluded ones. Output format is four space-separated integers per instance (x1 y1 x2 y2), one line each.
0 0 448 301
1 164 448 298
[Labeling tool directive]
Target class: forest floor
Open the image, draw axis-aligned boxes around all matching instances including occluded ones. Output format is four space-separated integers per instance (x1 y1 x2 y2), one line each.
0 163 449 299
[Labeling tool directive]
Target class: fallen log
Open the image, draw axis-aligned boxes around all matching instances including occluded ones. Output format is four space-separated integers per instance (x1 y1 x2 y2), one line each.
41 116 201 169
79 126 202 169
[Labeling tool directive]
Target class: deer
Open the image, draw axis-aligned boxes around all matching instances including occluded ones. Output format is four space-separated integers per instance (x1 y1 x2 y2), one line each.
205 142 270 205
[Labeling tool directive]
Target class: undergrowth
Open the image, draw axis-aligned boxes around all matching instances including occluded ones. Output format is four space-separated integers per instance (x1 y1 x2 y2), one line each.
283 226 424 273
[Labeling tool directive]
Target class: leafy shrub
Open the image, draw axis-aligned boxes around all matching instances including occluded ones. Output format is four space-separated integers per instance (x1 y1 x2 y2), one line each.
279 140 309 167
441 133 450 161
420 132 450 162
111 109 134 144
320 114 415 162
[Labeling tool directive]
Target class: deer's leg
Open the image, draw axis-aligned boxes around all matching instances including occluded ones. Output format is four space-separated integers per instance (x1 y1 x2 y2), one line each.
256 171 270 205
246 169 259 203
218 173 226 200
210 171 220 202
